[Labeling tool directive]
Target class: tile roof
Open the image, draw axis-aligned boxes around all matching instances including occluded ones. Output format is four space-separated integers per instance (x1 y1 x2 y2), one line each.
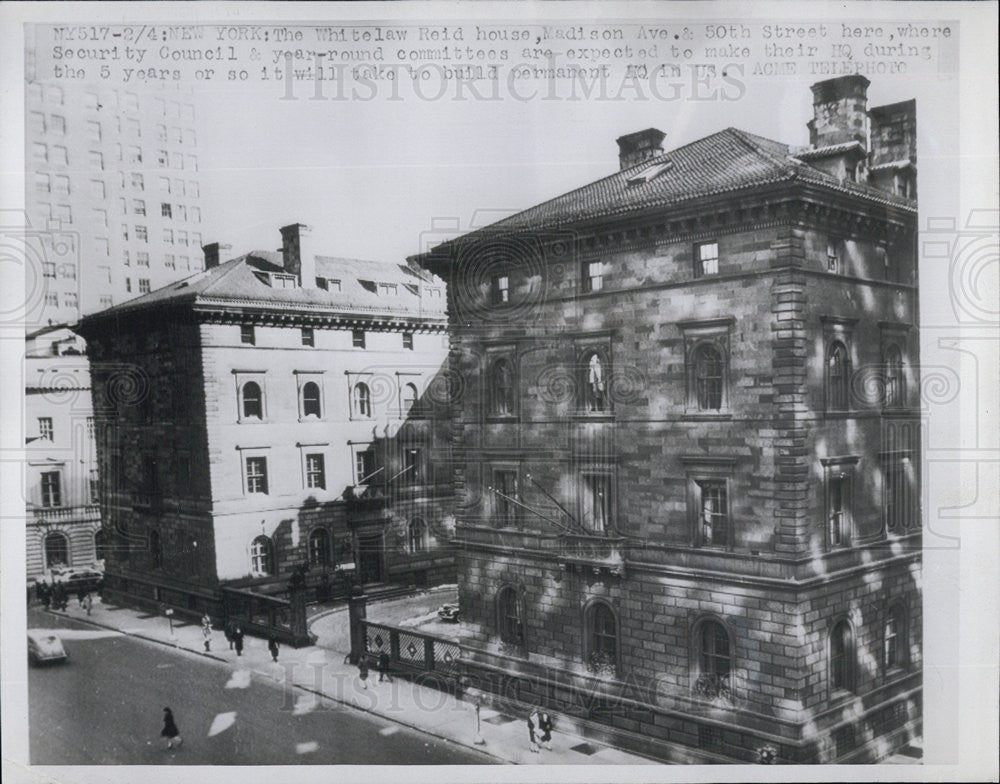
430 127 915 248
81 252 447 323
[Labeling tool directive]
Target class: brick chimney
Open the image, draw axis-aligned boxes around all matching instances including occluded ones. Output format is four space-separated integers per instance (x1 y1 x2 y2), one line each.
616 128 666 171
807 75 870 149
280 223 316 288
202 242 231 270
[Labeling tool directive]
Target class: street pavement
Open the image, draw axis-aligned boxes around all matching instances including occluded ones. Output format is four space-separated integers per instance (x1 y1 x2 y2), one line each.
27 597 657 766
28 609 490 765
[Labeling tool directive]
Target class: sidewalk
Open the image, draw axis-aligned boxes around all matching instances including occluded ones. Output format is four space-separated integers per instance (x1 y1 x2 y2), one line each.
39 598 657 766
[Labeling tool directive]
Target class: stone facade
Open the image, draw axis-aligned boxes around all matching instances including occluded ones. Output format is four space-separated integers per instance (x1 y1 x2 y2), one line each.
419 77 920 763
76 225 455 613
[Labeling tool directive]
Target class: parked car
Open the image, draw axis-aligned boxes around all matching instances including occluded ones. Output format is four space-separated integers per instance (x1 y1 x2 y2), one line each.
437 603 460 622
28 630 68 665
63 569 103 594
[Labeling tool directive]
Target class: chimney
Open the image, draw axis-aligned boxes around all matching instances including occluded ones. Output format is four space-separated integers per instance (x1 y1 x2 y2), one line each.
202 242 231 270
616 128 666 171
280 223 316 288
807 75 870 149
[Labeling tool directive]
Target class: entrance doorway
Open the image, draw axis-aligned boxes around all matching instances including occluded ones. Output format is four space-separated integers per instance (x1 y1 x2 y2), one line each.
356 534 384 584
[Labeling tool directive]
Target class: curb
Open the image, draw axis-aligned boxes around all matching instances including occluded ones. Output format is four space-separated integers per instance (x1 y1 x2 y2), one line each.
40 607 510 765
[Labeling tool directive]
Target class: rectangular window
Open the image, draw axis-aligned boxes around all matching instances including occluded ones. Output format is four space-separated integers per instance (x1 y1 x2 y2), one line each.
38 417 53 440
42 262 56 278
402 332 414 350
492 468 519 528
136 226 148 242
123 250 130 267
132 173 144 190
301 326 314 347
126 145 142 164
178 206 189 222
177 230 188 247
89 468 100 504
882 455 912 532
306 454 326 490
44 292 58 307
89 150 104 170
90 179 105 198
240 325 256 345
491 273 510 304
138 279 151 294
354 445 378 484
352 329 366 348
157 150 169 167
164 255 176 271
41 471 62 507
581 473 611 532
697 480 728 546
695 241 719 277
163 229 174 244
246 457 268 494
99 295 113 308
137 252 149 267
133 199 146 216
63 292 78 308
159 176 171 193
32 142 48 162
827 239 841 273
825 468 855 548
161 202 172 218
583 261 603 292
35 173 50 193
126 278 132 293
53 175 70 196
376 282 397 296
86 120 101 142
402 448 422 484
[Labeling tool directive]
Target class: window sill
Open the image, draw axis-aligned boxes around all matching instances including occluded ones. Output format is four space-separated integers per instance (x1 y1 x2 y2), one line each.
298 416 325 423
573 411 614 421
485 415 518 424
682 411 732 421
828 688 855 705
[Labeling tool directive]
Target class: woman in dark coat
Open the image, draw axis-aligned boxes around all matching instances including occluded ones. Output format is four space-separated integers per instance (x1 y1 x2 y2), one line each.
538 711 553 750
161 707 182 749
267 635 279 663
233 625 244 656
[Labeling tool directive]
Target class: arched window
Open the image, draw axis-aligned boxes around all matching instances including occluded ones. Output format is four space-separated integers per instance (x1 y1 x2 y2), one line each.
241 381 263 420
408 518 428 553
94 529 109 561
149 529 162 568
44 532 69 569
489 358 514 417
884 604 906 670
251 535 274 575
884 344 904 408
830 619 855 692
693 620 732 702
586 601 617 675
695 344 724 410
308 527 330 567
402 382 418 414
301 381 322 418
497 586 522 646
827 342 849 411
584 352 607 412
353 382 372 417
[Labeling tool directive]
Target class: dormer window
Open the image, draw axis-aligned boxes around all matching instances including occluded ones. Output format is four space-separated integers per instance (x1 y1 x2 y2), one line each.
377 282 397 296
626 159 673 185
272 273 297 289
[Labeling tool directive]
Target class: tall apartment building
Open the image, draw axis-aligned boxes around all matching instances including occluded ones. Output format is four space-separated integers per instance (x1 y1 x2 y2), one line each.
75 224 455 615
23 69 207 581
418 76 920 763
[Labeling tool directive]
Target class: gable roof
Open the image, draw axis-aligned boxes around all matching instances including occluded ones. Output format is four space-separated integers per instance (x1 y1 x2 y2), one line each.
79 251 447 324
427 127 915 249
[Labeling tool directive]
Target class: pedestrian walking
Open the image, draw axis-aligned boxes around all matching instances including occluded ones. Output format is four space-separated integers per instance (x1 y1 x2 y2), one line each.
201 614 213 652
538 711 553 750
526 708 540 753
161 707 182 749
233 625 244 657
77 587 87 607
377 650 392 683
83 593 93 616
40 581 51 609
267 634 279 663
358 656 370 689
224 619 236 650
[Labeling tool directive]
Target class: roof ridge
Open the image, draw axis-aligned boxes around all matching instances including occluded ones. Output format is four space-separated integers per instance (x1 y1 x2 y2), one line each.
725 127 796 177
